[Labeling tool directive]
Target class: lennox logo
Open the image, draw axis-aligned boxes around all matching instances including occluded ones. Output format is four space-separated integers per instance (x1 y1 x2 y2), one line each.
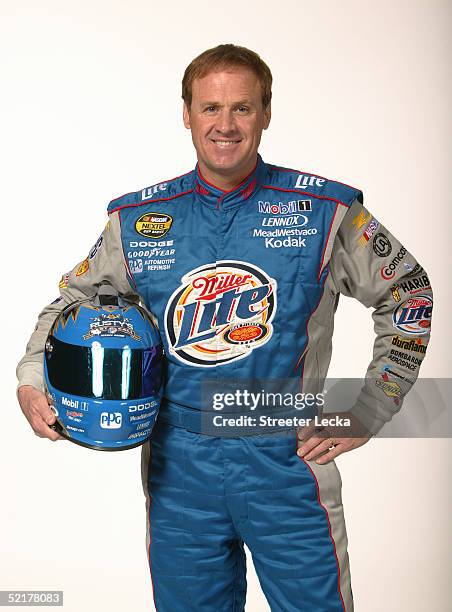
100 412 122 429
294 175 326 189
262 214 308 227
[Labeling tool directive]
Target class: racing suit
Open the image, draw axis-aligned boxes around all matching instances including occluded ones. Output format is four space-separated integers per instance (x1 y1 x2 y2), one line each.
17 154 433 611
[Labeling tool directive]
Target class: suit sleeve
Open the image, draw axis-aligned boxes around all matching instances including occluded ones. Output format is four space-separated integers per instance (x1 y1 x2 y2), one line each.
328 198 433 434
16 211 139 392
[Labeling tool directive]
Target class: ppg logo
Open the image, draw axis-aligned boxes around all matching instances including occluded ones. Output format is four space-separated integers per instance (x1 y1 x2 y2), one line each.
100 412 122 429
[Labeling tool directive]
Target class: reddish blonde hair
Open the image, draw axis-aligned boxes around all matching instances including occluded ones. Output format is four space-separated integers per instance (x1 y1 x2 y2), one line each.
182 44 273 109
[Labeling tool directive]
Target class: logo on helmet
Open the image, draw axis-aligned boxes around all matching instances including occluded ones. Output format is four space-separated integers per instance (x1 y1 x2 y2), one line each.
100 412 122 429
83 313 141 340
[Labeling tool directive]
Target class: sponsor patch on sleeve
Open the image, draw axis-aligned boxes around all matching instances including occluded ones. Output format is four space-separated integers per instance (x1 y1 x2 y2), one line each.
76 258 89 277
58 273 70 289
89 236 103 260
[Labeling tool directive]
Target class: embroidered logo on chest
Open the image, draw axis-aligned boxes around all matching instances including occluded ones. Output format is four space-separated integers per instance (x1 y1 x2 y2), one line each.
164 261 277 367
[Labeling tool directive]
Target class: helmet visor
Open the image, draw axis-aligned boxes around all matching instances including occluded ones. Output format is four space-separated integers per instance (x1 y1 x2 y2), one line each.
45 335 163 400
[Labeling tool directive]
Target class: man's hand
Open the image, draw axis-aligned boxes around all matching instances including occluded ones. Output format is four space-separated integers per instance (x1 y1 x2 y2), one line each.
17 385 64 441
297 412 371 464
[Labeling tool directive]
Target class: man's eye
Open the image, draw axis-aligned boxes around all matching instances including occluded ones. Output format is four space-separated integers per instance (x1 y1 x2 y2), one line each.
204 106 217 113
236 106 248 113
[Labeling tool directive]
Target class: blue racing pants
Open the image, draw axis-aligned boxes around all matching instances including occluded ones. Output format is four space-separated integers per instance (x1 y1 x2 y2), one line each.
142 418 353 611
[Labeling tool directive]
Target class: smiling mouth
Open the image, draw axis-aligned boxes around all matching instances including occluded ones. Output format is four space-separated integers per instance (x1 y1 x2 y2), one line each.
210 139 242 147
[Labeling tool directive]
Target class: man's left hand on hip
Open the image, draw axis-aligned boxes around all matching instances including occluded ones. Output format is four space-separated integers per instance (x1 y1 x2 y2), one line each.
297 412 372 464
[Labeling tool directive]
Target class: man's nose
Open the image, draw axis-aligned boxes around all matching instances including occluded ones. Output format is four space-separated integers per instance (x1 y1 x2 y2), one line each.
214 109 236 134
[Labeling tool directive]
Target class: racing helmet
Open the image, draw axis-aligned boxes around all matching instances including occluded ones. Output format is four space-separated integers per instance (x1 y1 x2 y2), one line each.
44 286 164 451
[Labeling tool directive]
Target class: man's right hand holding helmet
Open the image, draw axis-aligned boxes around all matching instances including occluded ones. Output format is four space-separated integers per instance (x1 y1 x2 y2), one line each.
16 215 141 447
17 385 63 441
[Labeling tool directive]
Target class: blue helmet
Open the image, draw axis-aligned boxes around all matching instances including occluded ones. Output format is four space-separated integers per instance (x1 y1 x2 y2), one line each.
44 288 164 451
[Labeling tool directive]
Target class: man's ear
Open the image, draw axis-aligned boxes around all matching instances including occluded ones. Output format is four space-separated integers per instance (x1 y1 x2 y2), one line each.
183 102 191 129
263 103 271 130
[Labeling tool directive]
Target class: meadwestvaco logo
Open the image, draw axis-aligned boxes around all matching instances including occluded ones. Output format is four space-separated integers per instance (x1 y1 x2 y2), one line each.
165 261 277 367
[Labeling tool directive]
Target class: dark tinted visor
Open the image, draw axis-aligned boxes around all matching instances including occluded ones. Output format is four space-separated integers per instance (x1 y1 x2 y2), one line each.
45 335 163 400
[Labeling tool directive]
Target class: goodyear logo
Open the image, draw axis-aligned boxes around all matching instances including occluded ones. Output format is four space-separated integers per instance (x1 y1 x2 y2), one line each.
135 212 173 238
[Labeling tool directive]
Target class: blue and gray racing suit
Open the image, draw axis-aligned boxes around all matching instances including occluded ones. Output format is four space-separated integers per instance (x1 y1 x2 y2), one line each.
17 154 433 611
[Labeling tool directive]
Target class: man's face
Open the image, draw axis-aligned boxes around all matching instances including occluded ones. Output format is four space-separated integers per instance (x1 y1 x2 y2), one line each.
183 68 271 184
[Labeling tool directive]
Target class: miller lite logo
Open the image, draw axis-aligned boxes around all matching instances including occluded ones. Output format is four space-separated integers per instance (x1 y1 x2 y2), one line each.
392 295 432 336
294 174 326 189
165 261 277 367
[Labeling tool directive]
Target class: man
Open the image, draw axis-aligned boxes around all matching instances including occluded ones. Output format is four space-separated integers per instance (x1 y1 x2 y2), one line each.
17 44 433 611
